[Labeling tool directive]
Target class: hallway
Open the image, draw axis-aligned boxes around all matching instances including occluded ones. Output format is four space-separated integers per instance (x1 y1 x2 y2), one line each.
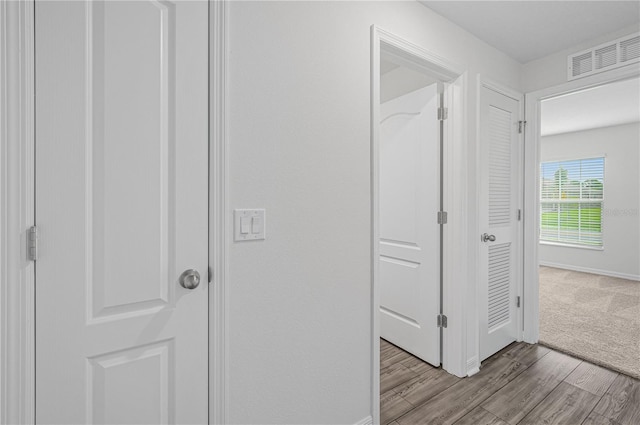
380 338 640 425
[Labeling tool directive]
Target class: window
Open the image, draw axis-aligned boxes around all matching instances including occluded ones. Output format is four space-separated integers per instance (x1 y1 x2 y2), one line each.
540 157 604 248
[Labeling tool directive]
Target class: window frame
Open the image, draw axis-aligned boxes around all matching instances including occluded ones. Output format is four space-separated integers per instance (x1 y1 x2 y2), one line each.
539 156 605 249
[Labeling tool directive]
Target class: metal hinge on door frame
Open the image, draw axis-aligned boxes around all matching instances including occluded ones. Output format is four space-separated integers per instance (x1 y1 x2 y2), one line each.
518 120 527 134
27 226 38 261
517 209 522 221
437 314 448 328
437 211 448 225
438 107 448 121
516 296 521 308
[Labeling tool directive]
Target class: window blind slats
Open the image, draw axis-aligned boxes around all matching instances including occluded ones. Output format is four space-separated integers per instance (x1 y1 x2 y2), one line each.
540 157 604 247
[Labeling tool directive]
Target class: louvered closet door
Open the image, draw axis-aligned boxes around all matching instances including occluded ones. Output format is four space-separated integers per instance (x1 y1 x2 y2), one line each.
478 86 522 361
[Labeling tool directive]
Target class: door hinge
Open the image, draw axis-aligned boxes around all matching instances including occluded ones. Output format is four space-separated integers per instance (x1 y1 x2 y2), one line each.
27 226 38 261
517 209 522 221
208 266 213 283
516 296 521 308
437 314 448 328
518 120 527 134
437 211 448 225
438 107 448 121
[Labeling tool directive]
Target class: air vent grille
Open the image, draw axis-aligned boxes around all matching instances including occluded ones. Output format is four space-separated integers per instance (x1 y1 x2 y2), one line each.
620 36 640 62
568 32 640 81
572 52 593 77
595 44 616 69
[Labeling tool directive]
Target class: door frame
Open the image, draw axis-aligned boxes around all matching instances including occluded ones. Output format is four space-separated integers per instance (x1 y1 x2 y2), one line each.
209 1 229 424
370 25 467 424
522 65 640 344
0 1 229 423
0 1 36 423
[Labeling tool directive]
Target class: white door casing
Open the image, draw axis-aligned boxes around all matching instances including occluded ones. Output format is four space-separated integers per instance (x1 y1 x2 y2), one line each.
522 67 640 346
35 1 208 423
379 84 441 366
478 85 522 361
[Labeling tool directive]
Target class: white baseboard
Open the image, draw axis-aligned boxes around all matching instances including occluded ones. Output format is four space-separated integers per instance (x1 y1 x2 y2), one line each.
539 261 640 281
466 356 480 377
354 415 373 425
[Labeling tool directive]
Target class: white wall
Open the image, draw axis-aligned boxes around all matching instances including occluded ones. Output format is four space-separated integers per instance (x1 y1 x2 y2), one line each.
227 2 521 423
522 24 640 93
380 65 437 103
539 123 640 280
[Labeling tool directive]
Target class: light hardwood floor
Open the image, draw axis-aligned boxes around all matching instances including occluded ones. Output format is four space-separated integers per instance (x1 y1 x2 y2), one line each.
380 338 640 425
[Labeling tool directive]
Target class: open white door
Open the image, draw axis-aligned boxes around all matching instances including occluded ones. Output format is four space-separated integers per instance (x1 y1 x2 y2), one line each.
379 84 441 366
35 1 208 423
479 86 522 361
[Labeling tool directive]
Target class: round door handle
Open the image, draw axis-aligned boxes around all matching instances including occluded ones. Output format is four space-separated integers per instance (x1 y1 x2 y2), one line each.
179 269 201 290
481 233 496 243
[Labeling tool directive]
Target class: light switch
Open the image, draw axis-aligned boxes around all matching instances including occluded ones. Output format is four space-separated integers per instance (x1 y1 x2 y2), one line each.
251 216 261 234
240 217 250 234
234 209 266 241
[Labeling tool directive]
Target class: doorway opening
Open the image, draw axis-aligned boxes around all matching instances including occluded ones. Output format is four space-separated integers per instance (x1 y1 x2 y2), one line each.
378 54 445 367
371 26 467 424
536 77 640 379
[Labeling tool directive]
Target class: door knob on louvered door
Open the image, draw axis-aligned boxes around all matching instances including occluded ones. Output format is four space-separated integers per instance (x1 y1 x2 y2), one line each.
179 269 201 289
481 233 496 243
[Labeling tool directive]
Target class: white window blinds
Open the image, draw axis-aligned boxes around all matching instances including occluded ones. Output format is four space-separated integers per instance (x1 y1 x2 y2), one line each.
540 157 604 247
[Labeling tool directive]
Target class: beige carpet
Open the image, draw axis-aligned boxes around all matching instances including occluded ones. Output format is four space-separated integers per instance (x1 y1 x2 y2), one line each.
539 266 640 379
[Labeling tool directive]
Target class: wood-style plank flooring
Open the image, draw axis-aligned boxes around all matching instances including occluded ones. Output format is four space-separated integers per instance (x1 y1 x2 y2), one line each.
380 338 640 425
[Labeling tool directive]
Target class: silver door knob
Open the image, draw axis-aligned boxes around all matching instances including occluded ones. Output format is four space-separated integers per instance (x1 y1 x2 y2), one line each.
179 269 201 289
481 233 496 243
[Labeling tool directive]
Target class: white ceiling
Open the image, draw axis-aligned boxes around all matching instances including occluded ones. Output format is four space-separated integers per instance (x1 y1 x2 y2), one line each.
420 1 640 63
541 77 640 136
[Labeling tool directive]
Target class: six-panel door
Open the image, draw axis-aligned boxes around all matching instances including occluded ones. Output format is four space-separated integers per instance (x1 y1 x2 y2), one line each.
35 1 209 423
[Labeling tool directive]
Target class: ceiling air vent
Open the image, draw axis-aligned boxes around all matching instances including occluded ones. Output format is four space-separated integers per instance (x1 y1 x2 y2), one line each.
620 35 640 62
568 32 640 81
595 44 616 69
571 52 593 77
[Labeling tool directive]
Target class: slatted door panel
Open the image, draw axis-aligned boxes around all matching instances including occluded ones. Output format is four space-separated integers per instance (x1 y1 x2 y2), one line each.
488 243 512 331
488 106 512 228
479 86 521 361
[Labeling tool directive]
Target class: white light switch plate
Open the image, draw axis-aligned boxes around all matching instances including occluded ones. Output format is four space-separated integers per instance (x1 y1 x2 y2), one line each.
234 209 266 241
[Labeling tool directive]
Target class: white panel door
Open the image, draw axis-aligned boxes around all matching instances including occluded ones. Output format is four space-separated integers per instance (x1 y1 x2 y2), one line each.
379 84 441 366
35 1 208 424
479 86 522 361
